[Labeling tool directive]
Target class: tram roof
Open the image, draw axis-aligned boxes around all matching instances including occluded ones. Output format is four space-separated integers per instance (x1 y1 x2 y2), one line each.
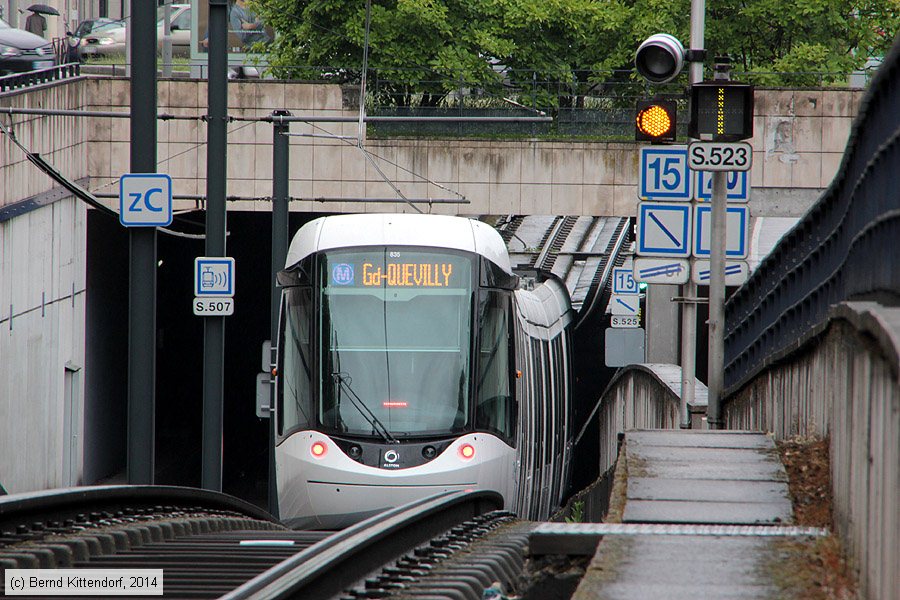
285 214 513 274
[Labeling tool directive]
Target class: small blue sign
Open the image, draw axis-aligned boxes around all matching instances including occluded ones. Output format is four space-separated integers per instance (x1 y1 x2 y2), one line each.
694 170 750 202
332 263 354 285
636 202 692 258
692 205 750 259
639 146 692 201
612 267 639 295
194 257 235 297
119 173 173 227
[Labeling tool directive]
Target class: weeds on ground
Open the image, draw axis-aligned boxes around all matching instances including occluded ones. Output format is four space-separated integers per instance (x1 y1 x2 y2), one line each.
769 435 859 600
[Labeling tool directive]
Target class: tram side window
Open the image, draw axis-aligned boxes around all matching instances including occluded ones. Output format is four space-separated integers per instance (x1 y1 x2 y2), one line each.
279 287 313 437
475 290 515 444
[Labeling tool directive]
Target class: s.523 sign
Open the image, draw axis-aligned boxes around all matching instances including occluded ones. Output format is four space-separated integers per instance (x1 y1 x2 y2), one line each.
688 142 752 172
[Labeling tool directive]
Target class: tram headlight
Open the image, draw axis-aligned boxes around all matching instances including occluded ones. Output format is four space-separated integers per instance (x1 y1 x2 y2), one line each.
310 441 328 458
458 443 475 461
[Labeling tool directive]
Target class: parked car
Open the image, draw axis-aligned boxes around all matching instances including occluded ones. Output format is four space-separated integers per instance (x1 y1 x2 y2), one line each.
78 18 126 58
65 17 121 62
79 5 191 59
73 17 121 39
0 18 57 75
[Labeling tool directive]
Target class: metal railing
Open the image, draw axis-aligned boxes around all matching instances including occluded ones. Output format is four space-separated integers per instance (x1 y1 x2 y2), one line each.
0 63 81 93
723 38 900 391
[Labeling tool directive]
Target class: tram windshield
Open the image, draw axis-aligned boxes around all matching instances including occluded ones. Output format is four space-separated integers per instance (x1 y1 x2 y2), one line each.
319 249 474 438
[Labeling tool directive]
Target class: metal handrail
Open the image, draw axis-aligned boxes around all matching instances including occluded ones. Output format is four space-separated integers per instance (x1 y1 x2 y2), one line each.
723 36 900 392
0 62 80 93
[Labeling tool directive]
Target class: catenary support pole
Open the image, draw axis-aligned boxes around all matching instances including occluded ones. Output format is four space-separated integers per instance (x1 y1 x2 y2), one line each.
680 0 706 428
268 111 291 518
201 0 229 491
707 59 732 429
127 0 158 484
707 169 727 428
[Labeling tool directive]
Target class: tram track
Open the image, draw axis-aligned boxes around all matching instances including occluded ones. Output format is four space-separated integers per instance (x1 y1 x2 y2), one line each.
0 486 512 599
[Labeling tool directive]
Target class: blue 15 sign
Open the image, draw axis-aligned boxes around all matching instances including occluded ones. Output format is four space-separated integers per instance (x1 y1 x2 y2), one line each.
639 146 692 201
613 267 639 295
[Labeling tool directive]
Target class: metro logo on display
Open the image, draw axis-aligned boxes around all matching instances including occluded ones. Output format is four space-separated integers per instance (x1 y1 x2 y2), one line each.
328 259 459 288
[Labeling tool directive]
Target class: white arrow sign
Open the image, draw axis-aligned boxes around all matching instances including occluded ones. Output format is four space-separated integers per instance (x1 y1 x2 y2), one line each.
610 294 640 316
633 257 690 285
692 260 750 286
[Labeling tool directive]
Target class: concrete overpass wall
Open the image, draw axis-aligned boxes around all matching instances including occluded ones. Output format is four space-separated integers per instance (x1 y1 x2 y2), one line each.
725 302 900 600
78 79 862 218
1 80 88 494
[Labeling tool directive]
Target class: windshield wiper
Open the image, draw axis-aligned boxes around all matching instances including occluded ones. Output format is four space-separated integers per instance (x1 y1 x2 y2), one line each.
331 372 398 444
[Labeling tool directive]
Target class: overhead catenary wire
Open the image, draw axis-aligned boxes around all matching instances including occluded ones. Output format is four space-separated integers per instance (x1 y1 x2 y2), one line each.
0 118 205 239
303 121 467 205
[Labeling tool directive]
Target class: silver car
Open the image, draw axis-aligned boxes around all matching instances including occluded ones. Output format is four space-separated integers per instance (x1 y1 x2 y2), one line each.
79 4 191 59
0 18 57 75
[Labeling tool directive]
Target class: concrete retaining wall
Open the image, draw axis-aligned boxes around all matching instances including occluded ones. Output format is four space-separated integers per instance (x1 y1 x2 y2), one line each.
0 76 865 495
1 80 88 494
725 302 900 600
591 364 708 476
4 78 861 218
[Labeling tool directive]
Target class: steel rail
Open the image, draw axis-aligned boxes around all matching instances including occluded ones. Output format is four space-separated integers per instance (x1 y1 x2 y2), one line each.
0 485 277 530
223 490 503 600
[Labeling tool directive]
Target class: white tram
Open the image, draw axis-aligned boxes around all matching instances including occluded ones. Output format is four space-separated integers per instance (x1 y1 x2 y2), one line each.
274 214 573 528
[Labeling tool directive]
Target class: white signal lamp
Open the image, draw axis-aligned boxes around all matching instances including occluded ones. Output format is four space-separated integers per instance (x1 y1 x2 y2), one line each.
635 33 686 84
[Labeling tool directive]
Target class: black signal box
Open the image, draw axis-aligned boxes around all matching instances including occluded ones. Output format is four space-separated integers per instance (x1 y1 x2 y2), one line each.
689 82 754 141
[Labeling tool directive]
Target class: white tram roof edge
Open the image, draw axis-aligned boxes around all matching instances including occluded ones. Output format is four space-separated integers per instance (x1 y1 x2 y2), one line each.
285 214 513 273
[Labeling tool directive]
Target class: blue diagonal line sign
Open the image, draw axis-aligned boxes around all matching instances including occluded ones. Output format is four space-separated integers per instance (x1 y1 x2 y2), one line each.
615 297 637 313
647 212 680 246
640 263 683 278
637 202 692 258
698 264 743 281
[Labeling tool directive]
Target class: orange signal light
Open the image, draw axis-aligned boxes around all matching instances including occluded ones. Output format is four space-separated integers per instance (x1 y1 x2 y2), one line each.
635 100 676 142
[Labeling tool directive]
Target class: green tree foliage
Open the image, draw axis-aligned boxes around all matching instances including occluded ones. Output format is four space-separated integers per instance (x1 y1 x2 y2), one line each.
249 0 900 106
705 0 900 85
249 0 514 106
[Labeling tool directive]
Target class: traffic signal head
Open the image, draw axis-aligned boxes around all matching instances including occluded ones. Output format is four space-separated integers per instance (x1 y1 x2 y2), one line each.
635 100 676 142
635 33 685 84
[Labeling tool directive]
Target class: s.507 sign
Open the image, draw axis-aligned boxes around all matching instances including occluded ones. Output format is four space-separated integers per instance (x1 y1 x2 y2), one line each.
688 142 752 171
